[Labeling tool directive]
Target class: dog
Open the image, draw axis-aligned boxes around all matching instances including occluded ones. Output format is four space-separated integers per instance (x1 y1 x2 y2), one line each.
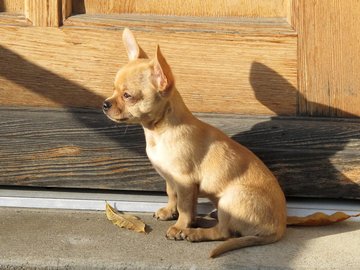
103 28 287 258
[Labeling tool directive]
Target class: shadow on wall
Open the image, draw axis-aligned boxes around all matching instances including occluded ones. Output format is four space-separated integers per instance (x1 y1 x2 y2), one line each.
0 44 359 198
0 45 146 156
230 62 360 198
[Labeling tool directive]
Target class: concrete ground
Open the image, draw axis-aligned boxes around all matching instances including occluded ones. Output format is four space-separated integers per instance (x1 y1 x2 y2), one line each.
0 207 359 270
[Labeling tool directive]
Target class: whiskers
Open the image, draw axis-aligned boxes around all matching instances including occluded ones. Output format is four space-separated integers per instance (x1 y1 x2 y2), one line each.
124 124 129 135
112 123 128 136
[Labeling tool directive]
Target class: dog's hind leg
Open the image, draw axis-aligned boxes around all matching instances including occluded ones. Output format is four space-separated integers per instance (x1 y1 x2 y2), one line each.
180 207 232 242
181 223 230 242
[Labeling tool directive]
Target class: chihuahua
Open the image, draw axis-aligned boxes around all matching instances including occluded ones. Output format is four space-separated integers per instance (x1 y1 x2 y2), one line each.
103 28 287 258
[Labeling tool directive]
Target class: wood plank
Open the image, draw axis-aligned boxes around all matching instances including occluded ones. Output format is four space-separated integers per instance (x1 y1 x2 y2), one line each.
0 0 24 13
0 14 297 115
296 0 360 117
287 0 297 28
72 0 290 18
0 13 30 26
24 0 61 27
62 0 72 21
65 14 296 36
0 107 359 199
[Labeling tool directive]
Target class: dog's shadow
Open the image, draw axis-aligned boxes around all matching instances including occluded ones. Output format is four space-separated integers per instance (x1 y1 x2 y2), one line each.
1 45 359 197
230 62 360 199
1 45 359 198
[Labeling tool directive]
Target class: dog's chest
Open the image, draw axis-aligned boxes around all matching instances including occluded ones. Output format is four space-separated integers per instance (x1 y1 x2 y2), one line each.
145 137 175 178
146 140 167 167
144 131 194 181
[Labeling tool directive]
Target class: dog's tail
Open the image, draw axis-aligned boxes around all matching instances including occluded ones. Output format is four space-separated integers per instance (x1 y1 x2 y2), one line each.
210 234 279 258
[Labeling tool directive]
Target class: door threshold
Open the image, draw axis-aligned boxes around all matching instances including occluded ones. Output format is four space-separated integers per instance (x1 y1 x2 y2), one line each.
0 188 359 220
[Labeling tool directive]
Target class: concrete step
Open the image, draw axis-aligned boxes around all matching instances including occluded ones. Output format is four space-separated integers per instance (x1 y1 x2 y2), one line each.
0 207 359 269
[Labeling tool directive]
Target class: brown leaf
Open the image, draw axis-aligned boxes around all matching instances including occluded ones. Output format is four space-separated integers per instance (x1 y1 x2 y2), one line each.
105 202 146 233
287 211 360 226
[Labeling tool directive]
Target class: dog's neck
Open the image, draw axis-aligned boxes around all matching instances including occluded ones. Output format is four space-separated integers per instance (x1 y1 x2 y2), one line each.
141 88 194 134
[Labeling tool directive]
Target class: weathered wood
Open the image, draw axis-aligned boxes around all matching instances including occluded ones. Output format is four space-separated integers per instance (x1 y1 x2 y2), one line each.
296 0 360 117
72 0 290 18
0 107 359 199
0 14 297 115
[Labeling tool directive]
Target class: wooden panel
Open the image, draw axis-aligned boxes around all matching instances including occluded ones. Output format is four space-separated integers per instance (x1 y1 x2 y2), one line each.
0 0 24 13
24 0 61 26
0 107 359 199
0 15 297 115
287 0 297 28
62 0 72 20
73 0 289 18
0 13 30 26
296 0 360 117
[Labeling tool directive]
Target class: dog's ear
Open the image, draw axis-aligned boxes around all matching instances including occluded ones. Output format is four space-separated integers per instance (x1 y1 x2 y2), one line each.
153 45 174 95
122 28 140 61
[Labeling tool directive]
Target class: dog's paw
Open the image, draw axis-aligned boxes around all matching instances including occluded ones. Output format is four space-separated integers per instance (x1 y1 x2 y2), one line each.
153 207 178 221
166 225 184 240
180 228 201 242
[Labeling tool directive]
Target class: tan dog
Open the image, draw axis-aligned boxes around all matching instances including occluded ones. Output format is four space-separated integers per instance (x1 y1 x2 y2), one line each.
103 28 287 258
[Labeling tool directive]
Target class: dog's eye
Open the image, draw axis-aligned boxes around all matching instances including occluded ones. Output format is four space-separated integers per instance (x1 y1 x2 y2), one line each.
123 92 132 99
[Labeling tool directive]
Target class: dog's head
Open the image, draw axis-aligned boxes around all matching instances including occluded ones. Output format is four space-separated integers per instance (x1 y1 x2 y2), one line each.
103 28 174 125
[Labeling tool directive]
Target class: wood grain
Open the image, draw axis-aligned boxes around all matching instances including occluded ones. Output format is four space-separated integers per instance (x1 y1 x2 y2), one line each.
24 0 61 26
72 0 290 18
0 14 297 115
0 0 24 13
0 13 30 26
296 0 360 117
0 107 359 199
287 0 297 28
62 0 72 21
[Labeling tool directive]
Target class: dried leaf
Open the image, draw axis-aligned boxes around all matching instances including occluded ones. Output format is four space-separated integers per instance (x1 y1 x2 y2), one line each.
287 211 360 226
105 202 146 233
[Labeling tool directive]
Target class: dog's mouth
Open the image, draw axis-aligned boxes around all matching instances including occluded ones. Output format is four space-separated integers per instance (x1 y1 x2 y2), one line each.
118 117 129 122
103 112 129 123
109 117 129 123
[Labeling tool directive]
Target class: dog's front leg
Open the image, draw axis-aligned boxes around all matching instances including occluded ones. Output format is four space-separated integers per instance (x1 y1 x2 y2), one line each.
154 180 178 220
166 183 198 240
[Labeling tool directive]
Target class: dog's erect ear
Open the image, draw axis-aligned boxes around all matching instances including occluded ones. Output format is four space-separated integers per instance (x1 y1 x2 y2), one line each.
153 45 174 95
122 28 140 61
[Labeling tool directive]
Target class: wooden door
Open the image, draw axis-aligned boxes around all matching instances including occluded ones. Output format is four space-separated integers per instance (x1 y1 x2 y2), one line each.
0 0 359 199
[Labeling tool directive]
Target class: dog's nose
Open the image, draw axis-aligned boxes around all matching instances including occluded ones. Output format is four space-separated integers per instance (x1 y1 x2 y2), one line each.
103 101 112 111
